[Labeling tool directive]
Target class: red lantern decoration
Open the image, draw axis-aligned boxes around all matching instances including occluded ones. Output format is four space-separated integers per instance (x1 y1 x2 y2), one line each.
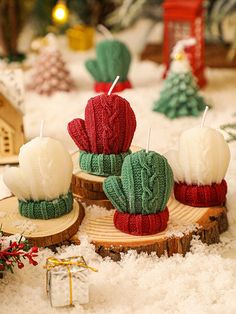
163 0 206 87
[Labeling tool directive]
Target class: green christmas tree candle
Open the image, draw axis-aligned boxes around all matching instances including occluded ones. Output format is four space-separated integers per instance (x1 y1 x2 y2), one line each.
153 39 208 119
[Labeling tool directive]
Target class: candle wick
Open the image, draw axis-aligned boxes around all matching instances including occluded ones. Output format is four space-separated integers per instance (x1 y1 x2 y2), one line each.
40 120 45 138
201 106 209 128
97 24 114 40
146 127 151 153
108 76 120 95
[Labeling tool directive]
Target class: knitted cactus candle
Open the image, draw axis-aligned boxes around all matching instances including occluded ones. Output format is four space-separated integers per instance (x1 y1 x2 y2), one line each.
103 150 174 236
166 112 230 207
68 93 136 177
3 136 74 219
85 39 132 93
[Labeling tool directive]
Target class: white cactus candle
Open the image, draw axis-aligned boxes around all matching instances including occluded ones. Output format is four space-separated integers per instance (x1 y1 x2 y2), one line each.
3 137 73 201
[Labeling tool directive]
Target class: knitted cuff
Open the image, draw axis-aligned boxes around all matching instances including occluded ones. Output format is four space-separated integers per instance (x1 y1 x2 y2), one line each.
19 192 74 220
94 80 132 93
174 180 227 207
79 150 131 177
113 208 169 236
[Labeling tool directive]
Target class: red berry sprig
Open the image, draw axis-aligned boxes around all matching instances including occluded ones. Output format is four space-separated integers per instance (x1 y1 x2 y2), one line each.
0 235 38 273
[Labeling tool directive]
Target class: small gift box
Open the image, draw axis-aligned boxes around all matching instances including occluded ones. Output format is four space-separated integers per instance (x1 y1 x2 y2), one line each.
45 256 97 307
67 25 94 51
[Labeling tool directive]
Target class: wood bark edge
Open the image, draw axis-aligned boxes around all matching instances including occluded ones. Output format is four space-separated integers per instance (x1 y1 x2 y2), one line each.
71 206 228 261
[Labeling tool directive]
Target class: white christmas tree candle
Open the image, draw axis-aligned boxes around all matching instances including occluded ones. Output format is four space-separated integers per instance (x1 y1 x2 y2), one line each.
166 108 230 186
3 137 73 202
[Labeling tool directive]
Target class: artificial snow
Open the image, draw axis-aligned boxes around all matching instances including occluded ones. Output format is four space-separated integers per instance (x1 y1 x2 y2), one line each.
165 223 200 238
1 37 236 313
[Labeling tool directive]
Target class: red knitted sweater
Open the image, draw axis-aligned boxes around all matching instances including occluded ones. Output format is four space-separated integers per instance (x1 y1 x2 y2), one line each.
68 94 136 154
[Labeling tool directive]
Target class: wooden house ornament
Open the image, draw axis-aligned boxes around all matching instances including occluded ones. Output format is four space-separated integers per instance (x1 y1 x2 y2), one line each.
0 70 25 164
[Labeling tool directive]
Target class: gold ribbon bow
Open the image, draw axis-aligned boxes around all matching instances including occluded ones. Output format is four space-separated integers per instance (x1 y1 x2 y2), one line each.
45 256 97 306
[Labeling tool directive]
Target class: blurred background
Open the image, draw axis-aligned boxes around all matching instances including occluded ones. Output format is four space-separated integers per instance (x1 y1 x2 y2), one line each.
0 0 236 66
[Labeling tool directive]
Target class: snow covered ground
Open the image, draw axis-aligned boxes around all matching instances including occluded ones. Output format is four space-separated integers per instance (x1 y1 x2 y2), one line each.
1 39 236 313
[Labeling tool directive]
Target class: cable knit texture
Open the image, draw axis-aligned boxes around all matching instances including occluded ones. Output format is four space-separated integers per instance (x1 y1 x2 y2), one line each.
85 39 131 80
114 208 169 236
68 94 136 176
19 192 73 219
85 39 132 92
104 150 173 214
103 150 173 235
174 180 227 207
79 150 131 177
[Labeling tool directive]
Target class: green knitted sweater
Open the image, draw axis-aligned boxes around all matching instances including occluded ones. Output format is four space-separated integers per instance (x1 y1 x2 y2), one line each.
103 150 174 214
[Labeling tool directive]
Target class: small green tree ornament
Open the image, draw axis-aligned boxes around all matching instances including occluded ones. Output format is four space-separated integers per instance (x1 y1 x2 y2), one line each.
153 39 208 119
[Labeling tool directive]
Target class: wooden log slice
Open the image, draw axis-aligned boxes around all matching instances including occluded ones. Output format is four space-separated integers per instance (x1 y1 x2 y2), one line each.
75 194 115 210
71 146 140 209
0 196 85 247
71 197 228 261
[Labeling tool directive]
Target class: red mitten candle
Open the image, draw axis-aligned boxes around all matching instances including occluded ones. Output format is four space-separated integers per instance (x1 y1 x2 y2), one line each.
68 91 136 176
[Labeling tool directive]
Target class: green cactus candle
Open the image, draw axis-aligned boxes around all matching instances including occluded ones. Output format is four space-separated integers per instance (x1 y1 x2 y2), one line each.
85 39 132 93
103 150 174 235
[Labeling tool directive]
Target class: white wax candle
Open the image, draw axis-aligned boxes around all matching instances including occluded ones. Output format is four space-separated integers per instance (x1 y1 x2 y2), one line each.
3 137 73 201
166 127 230 186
